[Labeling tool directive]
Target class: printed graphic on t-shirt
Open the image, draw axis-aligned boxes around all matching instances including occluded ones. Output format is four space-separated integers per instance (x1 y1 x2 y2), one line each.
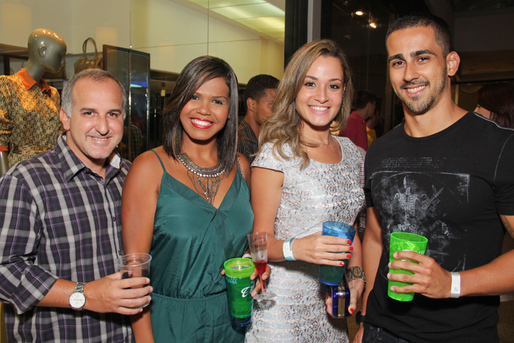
371 169 469 278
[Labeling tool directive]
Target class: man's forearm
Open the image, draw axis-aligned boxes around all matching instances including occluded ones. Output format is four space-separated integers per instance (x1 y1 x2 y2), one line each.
360 207 383 315
460 249 514 297
36 278 75 308
361 231 382 314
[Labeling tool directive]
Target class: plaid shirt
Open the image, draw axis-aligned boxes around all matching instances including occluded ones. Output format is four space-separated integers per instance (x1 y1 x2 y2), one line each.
0 134 132 342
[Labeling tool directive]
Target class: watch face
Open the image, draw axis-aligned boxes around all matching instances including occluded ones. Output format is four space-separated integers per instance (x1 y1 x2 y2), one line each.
69 292 86 309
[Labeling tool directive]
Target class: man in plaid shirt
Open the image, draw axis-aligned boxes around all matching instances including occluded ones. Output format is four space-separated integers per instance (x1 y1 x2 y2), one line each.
0 69 152 342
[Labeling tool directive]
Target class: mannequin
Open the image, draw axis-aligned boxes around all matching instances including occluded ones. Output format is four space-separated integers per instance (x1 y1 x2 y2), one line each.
0 28 66 176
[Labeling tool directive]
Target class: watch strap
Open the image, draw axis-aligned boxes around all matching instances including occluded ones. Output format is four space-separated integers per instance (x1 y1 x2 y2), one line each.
74 282 85 293
355 310 365 325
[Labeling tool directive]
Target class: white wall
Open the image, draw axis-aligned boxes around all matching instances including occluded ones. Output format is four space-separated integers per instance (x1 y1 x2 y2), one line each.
130 0 284 83
0 0 130 53
0 0 283 83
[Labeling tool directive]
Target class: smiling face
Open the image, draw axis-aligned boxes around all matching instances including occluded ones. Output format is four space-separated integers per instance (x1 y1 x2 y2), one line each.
180 76 230 145
60 77 125 176
295 55 345 131
387 26 452 115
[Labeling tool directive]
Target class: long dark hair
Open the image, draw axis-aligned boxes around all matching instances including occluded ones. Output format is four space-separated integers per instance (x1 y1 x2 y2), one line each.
477 82 514 128
162 56 239 173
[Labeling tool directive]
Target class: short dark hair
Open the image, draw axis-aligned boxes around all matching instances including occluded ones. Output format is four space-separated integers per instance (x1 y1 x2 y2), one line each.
244 74 279 106
162 56 239 173
353 90 377 110
386 14 452 57
62 68 127 118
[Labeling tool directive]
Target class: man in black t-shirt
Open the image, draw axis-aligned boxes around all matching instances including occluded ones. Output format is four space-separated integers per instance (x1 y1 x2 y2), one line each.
355 15 514 343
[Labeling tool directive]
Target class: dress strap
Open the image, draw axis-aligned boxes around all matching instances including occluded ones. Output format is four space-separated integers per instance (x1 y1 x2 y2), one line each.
236 155 246 182
150 150 167 172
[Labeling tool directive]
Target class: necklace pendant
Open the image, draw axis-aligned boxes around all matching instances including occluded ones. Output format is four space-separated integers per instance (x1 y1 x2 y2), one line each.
178 153 226 205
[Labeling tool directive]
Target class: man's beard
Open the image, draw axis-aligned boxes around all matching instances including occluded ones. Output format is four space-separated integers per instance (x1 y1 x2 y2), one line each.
398 66 447 115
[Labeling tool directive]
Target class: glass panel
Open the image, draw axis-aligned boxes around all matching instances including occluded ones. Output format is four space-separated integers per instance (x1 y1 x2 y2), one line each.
322 0 394 135
0 0 285 155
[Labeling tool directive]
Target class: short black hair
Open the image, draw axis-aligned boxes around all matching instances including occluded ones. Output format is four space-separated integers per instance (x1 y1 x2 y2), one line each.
353 90 377 110
244 74 279 106
386 14 452 57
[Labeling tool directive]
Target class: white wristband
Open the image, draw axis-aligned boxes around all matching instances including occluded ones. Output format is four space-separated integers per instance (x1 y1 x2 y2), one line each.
450 272 461 298
283 238 296 261
242 253 252 259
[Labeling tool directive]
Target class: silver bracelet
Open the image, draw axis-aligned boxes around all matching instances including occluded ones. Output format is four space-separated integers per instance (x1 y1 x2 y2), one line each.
283 238 296 260
346 266 366 285
450 272 461 298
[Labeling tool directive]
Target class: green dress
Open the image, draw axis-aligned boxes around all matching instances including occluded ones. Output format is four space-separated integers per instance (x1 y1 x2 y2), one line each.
149 151 253 343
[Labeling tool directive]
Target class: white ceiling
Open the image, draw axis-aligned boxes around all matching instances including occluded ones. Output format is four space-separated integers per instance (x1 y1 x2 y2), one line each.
175 0 285 41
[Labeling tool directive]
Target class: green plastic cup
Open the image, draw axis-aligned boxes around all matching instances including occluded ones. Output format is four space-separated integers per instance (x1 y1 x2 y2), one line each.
388 232 428 302
224 258 255 327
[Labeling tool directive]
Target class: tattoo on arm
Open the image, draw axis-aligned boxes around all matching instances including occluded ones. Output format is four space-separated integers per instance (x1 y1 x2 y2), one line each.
500 215 514 239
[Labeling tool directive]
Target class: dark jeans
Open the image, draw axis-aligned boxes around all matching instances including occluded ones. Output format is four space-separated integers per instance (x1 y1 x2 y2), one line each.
362 323 411 343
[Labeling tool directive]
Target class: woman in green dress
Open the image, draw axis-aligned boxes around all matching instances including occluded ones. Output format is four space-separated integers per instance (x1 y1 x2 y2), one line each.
122 56 262 343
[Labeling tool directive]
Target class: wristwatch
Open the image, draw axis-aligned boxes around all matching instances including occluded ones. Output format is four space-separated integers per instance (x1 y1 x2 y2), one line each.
69 282 86 311
356 310 365 325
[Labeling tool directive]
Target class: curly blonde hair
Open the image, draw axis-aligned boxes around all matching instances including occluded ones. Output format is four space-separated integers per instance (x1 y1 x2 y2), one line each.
258 39 354 169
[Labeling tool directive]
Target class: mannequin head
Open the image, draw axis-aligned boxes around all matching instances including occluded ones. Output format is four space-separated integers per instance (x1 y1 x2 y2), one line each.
26 28 67 82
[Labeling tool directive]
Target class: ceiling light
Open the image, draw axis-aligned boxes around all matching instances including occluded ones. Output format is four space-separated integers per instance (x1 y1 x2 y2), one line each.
369 22 377 28
355 11 364 16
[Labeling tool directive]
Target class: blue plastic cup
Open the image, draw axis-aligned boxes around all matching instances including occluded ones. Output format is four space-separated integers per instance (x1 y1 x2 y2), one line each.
319 221 356 286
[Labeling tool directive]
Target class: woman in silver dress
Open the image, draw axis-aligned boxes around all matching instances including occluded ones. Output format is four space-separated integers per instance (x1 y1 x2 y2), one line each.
245 39 366 342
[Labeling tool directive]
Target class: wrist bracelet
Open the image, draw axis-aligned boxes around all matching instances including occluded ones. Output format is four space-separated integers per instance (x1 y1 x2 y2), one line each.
450 272 461 298
346 266 367 285
283 238 296 260
355 310 365 325
242 253 252 259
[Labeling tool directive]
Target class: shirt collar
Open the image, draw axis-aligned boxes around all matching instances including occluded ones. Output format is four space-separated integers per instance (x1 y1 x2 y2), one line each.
350 110 366 123
17 68 52 94
56 133 123 183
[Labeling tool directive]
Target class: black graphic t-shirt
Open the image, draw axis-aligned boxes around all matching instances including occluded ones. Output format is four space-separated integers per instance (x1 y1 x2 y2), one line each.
364 112 514 343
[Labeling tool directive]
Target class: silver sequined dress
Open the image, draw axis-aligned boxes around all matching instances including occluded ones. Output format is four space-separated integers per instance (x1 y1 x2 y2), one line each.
245 136 365 343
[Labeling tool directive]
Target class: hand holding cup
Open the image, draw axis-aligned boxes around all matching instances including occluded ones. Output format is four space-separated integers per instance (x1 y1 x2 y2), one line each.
117 253 152 307
387 232 428 301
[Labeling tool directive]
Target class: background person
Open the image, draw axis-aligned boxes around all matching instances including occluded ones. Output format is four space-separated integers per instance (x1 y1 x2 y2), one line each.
237 74 279 163
122 56 264 343
0 69 152 342
475 82 514 128
365 112 378 148
476 81 514 304
339 90 377 151
357 15 514 343
245 39 366 343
